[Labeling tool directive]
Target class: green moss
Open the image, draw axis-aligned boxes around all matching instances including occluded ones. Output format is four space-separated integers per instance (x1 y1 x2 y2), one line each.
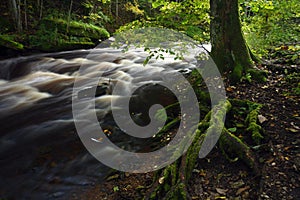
41 18 110 40
219 129 256 170
146 99 262 199
26 18 110 52
0 34 24 50
230 63 243 83
246 109 264 144
247 69 268 83
228 98 264 144
42 41 95 52
248 122 264 144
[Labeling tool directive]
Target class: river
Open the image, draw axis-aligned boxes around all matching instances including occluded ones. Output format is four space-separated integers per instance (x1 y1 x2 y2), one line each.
0 42 205 199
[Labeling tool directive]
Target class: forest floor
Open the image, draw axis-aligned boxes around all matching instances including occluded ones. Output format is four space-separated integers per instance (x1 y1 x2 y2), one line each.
71 58 299 200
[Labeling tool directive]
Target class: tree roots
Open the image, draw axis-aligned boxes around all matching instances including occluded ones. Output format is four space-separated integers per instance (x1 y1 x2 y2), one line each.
145 99 263 199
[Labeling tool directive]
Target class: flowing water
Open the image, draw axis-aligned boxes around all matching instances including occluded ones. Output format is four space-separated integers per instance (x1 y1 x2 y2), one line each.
0 44 204 199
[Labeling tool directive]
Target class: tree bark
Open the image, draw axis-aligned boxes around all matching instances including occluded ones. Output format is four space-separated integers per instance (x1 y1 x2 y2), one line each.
10 0 22 32
210 0 253 82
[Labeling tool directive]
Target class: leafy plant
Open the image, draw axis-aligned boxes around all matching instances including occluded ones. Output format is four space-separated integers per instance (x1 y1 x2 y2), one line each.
113 186 119 192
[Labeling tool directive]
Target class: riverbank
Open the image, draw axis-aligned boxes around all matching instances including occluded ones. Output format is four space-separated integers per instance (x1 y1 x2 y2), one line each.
0 18 110 59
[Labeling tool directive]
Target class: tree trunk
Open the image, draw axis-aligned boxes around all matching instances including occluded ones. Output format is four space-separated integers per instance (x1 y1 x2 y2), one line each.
210 0 253 83
17 0 22 32
67 0 73 34
24 0 28 30
10 0 22 32
39 0 43 20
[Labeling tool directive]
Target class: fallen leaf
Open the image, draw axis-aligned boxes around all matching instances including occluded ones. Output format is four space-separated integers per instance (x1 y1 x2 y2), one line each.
215 196 227 199
198 169 207 177
286 128 299 133
284 157 289 161
216 188 228 195
106 174 119 181
228 127 237 132
159 177 165 184
226 86 235 92
258 115 267 124
231 179 245 189
284 146 292 151
236 186 250 195
291 122 300 130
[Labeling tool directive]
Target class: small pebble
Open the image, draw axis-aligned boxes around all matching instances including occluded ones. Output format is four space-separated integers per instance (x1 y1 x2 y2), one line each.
52 191 64 198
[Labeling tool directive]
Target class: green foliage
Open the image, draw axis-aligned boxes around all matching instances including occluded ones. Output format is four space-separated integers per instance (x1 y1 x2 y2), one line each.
81 0 111 27
113 186 119 192
125 0 145 16
143 47 182 66
41 18 109 40
0 34 24 50
270 45 300 65
240 72 252 83
112 27 198 67
246 69 268 83
241 0 300 57
118 0 210 43
152 0 210 42
0 0 112 53
228 99 264 145
117 0 299 62
228 127 237 133
116 20 160 33
28 17 109 51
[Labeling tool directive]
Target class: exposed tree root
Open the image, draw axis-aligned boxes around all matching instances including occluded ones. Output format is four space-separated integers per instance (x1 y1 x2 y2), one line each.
230 99 265 145
246 68 268 83
246 106 264 145
219 128 258 172
145 99 261 199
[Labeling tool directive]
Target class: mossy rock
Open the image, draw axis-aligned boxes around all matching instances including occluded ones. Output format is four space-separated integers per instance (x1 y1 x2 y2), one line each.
0 35 24 50
41 18 110 41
